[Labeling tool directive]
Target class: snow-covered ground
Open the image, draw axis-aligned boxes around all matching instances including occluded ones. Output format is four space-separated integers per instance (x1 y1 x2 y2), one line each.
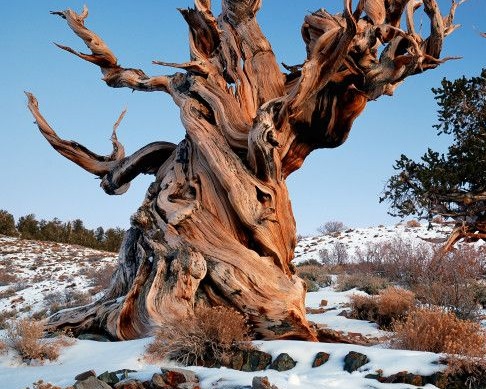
0 288 445 389
1 223 484 389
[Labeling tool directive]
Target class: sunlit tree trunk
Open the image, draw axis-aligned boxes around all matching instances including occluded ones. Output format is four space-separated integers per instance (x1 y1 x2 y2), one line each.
28 0 460 340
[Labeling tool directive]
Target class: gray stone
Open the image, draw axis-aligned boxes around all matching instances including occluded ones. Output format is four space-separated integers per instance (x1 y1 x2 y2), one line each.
269 353 296 371
312 352 330 368
97 371 120 385
160 367 199 383
230 349 272 372
343 351 369 373
113 379 146 389
75 371 96 381
74 376 112 389
251 377 278 389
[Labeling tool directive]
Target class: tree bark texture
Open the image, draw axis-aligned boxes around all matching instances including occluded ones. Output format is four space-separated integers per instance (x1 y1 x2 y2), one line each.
28 0 460 340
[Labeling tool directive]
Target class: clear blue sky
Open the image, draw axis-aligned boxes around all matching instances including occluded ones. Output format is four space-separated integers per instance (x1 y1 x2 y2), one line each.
0 1 484 235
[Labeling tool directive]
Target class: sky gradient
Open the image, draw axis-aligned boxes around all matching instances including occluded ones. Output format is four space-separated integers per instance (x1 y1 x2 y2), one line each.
1 0 485 235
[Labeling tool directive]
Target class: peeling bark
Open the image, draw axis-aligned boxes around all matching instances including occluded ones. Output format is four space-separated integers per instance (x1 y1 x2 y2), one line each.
29 0 459 340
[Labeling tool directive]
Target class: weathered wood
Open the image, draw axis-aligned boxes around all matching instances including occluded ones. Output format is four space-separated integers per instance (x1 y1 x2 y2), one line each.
30 1 459 340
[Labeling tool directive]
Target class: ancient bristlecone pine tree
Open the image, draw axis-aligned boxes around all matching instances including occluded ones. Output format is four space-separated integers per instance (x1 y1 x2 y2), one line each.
28 0 460 340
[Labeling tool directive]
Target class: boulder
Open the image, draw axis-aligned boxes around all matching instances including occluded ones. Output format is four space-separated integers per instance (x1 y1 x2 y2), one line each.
113 369 137 380
113 380 146 389
343 351 369 373
251 376 278 389
97 371 120 385
230 349 272 372
269 353 296 371
75 371 96 381
151 368 200 389
160 368 199 384
74 376 112 389
312 352 330 368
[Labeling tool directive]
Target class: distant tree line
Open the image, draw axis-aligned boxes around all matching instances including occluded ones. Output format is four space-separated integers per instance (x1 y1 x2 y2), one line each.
0 209 124 252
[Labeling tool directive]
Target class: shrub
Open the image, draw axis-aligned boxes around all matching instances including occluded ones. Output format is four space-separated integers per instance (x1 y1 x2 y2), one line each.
317 221 346 235
27 381 62 389
412 247 485 320
0 268 19 286
296 264 333 292
0 288 16 299
349 287 415 329
392 307 485 353
0 339 7 354
0 209 18 237
337 273 389 295
406 219 421 228
45 290 92 314
5 319 72 361
146 305 254 367
392 307 486 383
0 309 17 329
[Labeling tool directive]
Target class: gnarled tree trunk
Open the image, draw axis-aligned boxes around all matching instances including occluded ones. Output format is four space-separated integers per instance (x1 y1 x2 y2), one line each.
28 0 460 340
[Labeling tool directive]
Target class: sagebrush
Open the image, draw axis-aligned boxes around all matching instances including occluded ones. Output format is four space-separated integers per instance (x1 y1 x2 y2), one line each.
5 319 73 361
350 287 415 329
146 305 254 367
392 307 486 384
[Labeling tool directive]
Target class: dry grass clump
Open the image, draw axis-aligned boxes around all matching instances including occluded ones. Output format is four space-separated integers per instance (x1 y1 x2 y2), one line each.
350 287 415 329
392 307 486 383
27 380 62 389
5 319 73 362
0 309 17 329
406 219 421 228
412 247 485 320
296 264 333 292
45 290 92 314
337 273 389 295
353 239 485 320
0 339 7 354
146 305 254 367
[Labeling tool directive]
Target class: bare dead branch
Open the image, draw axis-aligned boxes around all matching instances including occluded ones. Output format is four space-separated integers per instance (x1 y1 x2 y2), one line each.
51 6 170 92
26 92 124 176
26 92 176 195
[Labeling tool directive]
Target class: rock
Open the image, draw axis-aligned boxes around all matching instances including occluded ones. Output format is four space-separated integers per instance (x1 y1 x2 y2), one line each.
382 371 424 385
319 299 328 307
364 371 459 388
343 351 369 373
151 368 200 388
312 352 330 368
74 376 112 389
75 371 96 381
269 353 296 371
113 369 137 380
160 368 199 384
230 349 272 372
151 374 167 389
306 307 327 314
97 371 120 385
251 376 278 389
114 380 146 389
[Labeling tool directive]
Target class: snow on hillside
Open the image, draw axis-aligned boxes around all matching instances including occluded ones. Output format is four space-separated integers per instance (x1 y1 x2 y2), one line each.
0 236 117 318
294 221 484 264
